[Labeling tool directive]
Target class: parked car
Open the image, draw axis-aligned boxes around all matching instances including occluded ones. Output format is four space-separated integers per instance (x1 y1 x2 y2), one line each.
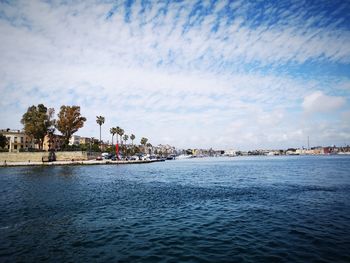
96 156 103 161
105 153 115 159
99 153 109 160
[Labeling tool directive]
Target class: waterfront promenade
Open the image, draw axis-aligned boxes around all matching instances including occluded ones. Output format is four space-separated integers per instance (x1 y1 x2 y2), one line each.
0 159 163 167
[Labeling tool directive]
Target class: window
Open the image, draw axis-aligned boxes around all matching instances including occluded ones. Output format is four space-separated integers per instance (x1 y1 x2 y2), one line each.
14 137 17 143
21 137 24 143
14 145 17 150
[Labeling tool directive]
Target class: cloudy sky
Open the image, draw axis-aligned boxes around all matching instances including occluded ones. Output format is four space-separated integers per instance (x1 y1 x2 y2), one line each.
0 0 349 150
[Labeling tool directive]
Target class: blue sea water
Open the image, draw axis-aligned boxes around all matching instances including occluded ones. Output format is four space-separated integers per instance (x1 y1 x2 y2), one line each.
0 156 349 262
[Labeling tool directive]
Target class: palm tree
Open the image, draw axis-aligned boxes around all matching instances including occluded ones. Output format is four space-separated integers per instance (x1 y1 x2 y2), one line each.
115 126 121 144
96 116 105 146
140 137 148 153
146 142 152 155
130 134 135 146
119 128 124 145
123 134 129 145
110 127 117 145
123 134 129 157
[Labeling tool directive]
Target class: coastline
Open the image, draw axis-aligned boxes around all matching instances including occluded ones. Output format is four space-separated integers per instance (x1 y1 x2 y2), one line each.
0 159 164 167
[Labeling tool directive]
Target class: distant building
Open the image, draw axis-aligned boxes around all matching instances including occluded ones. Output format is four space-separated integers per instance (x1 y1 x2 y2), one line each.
79 137 91 145
43 134 65 151
155 144 176 156
0 129 35 152
69 135 81 146
224 149 237 156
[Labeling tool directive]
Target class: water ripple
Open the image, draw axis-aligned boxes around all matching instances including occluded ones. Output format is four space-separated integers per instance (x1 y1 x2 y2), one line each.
0 156 350 262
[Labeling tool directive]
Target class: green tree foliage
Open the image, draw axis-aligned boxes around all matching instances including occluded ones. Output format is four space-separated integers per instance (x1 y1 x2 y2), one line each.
21 104 55 149
118 128 124 145
140 137 148 153
133 146 141 155
56 106 87 146
122 134 129 156
130 134 135 145
123 134 129 144
146 142 152 154
140 137 148 146
115 126 121 144
96 116 105 144
110 127 117 145
0 134 8 149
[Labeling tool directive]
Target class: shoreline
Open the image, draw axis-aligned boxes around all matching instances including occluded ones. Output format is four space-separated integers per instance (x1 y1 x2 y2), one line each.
0 159 164 167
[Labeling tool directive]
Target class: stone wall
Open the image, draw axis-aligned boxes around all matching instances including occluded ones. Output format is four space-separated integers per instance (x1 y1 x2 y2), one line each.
0 151 91 162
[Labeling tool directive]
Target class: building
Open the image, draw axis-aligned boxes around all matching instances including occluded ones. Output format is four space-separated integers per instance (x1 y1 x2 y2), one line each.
0 129 35 152
224 149 237 156
43 134 65 151
69 135 81 146
152 144 176 156
79 137 100 146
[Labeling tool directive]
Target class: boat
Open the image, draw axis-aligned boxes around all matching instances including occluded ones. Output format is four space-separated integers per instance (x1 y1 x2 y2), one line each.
176 154 193 159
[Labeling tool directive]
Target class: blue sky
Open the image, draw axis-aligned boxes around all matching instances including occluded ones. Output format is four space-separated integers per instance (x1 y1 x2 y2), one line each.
0 0 349 149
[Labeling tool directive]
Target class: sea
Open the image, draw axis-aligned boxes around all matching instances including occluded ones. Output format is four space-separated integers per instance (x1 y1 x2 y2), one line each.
0 156 349 262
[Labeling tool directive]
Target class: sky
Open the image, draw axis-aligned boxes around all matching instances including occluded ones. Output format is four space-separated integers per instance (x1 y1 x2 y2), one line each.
0 0 349 150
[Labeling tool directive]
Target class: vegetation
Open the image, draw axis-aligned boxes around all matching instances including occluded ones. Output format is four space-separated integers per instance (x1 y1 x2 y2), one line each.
130 134 135 145
56 106 87 147
123 134 128 145
122 134 129 156
21 104 55 149
140 137 148 146
18 104 154 154
110 127 117 145
0 134 8 149
115 126 121 144
146 142 152 154
96 116 105 145
140 137 148 153
118 128 124 145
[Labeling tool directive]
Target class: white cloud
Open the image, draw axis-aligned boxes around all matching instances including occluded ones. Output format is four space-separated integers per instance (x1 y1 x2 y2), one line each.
302 91 346 113
0 0 349 149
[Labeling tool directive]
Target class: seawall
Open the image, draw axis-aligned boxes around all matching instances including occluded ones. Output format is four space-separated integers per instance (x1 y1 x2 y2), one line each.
0 159 163 167
0 151 93 163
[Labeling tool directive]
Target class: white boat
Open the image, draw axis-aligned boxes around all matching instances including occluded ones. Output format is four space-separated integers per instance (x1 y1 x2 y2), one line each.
176 154 193 159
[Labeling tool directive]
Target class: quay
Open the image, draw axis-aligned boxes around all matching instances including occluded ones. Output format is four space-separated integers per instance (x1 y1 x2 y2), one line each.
0 159 164 167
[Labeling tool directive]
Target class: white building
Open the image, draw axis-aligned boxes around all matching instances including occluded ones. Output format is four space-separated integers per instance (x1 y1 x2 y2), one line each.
0 129 35 152
69 135 81 146
224 149 237 156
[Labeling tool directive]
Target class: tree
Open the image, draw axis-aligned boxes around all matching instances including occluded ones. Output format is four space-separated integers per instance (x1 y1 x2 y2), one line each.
122 134 128 156
123 134 128 144
96 116 105 145
123 134 128 145
115 126 121 144
146 142 152 154
110 127 117 145
130 134 135 145
21 104 55 149
118 128 124 145
140 137 148 153
140 137 148 146
0 134 8 149
56 106 86 147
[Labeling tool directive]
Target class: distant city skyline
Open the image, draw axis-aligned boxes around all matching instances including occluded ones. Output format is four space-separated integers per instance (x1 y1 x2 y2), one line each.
0 0 349 150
